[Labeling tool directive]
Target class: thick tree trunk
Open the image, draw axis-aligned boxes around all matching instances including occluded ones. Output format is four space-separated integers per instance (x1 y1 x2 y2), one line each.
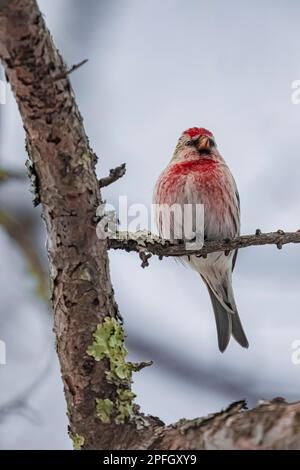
0 0 299 450
0 0 155 449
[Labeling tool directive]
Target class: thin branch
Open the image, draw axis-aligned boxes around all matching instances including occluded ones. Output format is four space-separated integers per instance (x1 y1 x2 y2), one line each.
108 229 300 259
98 163 126 188
65 58 88 75
48 58 88 83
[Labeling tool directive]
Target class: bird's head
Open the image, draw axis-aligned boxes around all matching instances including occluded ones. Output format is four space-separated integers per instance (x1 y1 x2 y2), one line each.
184 127 216 153
172 127 217 162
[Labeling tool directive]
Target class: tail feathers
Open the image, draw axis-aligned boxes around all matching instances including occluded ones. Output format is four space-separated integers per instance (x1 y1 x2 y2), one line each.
231 310 249 349
207 285 249 352
208 288 231 352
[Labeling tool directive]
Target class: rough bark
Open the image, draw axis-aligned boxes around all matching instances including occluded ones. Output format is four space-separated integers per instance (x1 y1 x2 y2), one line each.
0 0 299 450
152 399 300 450
0 0 157 449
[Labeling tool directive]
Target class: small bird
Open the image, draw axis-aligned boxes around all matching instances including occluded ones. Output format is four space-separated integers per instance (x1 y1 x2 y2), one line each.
153 127 249 352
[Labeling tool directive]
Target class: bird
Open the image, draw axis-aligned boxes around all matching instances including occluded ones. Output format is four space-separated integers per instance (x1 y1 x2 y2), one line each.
153 127 249 352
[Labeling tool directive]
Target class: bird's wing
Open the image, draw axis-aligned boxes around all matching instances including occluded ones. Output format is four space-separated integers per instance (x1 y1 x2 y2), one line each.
232 187 240 272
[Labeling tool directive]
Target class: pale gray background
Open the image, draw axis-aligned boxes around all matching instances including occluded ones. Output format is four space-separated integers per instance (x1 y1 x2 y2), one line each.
0 0 300 449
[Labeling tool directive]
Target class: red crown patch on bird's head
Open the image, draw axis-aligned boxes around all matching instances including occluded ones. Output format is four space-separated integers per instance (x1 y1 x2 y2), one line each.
184 127 213 139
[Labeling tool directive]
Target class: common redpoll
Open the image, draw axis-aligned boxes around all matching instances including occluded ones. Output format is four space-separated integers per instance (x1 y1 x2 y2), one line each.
154 127 248 352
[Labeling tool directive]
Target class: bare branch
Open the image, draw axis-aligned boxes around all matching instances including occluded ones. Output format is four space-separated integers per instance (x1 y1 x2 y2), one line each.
98 163 126 188
66 58 88 75
48 58 88 83
108 229 300 259
148 398 300 450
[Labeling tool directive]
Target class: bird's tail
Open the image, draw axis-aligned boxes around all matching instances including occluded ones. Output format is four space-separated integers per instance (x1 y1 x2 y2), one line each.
206 283 249 352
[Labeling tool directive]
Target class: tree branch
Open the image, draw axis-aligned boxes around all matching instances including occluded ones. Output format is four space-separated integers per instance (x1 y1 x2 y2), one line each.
1 0 299 451
108 229 300 259
49 58 88 83
98 163 126 188
150 398 300 450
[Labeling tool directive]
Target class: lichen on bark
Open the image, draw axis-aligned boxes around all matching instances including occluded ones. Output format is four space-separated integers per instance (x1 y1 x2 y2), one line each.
87 317 143 424
70 433 85 450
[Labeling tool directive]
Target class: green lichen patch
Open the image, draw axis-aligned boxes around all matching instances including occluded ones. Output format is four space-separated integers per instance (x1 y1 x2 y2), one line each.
88 317 152 426
115 389 136 424
71 433 85 450
87 316 134 385
96 398 114 424
95 390 136 425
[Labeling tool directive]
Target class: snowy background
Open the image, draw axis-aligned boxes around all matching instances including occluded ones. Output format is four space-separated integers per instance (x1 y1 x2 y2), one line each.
1 0 300 449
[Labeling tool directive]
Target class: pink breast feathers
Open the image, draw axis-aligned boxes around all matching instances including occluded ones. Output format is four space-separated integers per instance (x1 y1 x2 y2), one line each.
156 158 220 205
169 158 217 177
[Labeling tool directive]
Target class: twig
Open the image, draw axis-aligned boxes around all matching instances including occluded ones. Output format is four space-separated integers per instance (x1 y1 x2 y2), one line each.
131 360 153 372
108 229 300 258
139 251 152 268
66 59 88 75
48 58 88 82
98 163 126 188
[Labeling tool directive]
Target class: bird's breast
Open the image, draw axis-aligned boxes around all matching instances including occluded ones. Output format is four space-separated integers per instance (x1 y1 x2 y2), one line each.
169 158 217 176
155 158 221 205
154 158 239 240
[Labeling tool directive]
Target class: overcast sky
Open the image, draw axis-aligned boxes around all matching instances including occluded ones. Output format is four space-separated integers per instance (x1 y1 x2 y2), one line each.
1 0 300 449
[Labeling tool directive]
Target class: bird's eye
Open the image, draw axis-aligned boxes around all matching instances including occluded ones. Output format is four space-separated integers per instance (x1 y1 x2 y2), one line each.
186 140 194 146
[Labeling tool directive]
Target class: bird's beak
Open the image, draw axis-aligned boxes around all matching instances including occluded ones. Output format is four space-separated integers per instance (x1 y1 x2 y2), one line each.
197 135 214 151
